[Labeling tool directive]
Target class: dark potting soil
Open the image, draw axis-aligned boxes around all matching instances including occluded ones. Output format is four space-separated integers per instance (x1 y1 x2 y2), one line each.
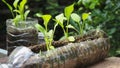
29 30 108 53
7 28 38 55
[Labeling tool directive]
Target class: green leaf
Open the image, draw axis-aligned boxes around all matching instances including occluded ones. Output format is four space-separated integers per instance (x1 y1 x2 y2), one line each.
66 24 75 29
49 46 55 50
42 15 52 29
68 36 75 42
35 13 42 17
55 13 66 28
89 3 96 9
13 15 21 26
35 24 46 35
19 0 27 13
82 13 90 21
71 13 81 23
116 49 120 54
64 3 74 20
82 0 90 8
13 10 20 14
54 23 58 32
47 30 53 38
13 0 19 9
24 10 30 20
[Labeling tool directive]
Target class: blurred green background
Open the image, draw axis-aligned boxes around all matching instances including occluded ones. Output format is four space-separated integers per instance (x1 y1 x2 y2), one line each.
0 0 120 56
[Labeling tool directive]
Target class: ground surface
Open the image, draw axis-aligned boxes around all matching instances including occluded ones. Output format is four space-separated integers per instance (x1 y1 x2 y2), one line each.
88 57 120 68
0 56 120 68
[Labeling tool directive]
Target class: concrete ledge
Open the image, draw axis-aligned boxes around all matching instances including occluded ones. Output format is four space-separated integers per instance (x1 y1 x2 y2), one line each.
88 57 120 68
0 57 120 68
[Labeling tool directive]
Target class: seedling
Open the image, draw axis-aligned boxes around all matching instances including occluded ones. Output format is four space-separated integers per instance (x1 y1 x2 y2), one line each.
2 0 30 26
35 14 57 51
71 12 90 36
54 4 75 41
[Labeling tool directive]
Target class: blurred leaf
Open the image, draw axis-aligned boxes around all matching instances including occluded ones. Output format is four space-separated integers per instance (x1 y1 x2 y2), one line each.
109 28 116 35
35 13 42 17
66 24 75 29
82 0 90 8
68 36 75 42
55 13 66 28
24 10 30 20
49 46 55 50
89 3 96 9
13 0 19 9
64 3 74 20
116 49 120 54
13 10 20 14
35 24 46 35
19 0 27 13
71 13 81 23
42 15 52 29
13 15 21 26
47 30 53 38
82 13 90 21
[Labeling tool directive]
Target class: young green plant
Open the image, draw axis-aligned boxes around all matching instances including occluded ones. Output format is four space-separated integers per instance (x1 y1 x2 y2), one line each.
35 14 57 51
71 12 90 36
54 4 75 42
2 0 30 26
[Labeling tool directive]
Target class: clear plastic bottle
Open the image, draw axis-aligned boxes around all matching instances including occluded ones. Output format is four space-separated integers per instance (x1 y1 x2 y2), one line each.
6 18 38 55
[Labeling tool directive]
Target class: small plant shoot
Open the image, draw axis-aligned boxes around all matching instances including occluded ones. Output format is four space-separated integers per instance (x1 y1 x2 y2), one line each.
55 4 75 42
35 14 57 51
71 12 90 36
2 0 30 26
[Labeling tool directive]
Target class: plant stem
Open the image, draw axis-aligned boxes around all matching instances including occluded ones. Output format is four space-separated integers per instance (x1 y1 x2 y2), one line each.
45 37 49 51
78 22 81 35
63 27 68 39
66 20 69 39
11 11 15 18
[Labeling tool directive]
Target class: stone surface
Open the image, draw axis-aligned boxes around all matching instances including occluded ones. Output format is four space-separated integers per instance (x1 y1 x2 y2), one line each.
0 57 120 68
88 57 120 68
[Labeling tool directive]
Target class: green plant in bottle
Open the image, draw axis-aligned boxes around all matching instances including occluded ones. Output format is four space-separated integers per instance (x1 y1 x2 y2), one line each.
2 0 30 26
54 3 75 42
71 12 90 36
35 14 58 51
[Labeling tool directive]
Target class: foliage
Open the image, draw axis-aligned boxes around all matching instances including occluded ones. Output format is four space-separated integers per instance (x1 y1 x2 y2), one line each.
2 0 30 26
76 0 120 56
71 12 90 36
35 14 56 51
54 4 75 41
35 0 120 56
2 0 119 56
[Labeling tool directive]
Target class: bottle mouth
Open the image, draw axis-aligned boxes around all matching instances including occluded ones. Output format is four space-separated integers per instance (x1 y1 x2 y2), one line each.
6 18 38 28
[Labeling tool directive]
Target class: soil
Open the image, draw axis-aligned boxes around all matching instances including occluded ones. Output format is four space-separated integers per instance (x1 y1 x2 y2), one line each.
29 30 108 53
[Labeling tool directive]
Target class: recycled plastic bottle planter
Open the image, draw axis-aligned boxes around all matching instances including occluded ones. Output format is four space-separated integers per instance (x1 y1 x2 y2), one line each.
10 30 110 68
6 18 38 55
